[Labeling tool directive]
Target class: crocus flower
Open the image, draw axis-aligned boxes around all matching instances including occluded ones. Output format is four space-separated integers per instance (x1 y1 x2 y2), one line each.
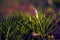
33 8 38 19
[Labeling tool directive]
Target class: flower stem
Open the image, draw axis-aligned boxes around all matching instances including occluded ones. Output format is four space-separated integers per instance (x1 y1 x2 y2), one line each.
6 27 10 40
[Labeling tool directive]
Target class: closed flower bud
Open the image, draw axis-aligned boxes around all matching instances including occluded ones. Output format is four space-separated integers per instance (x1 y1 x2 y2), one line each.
33 8 38 19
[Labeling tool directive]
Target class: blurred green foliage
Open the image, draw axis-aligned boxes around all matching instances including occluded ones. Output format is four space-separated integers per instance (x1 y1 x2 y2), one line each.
1 9 60 40
0 0 60 40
